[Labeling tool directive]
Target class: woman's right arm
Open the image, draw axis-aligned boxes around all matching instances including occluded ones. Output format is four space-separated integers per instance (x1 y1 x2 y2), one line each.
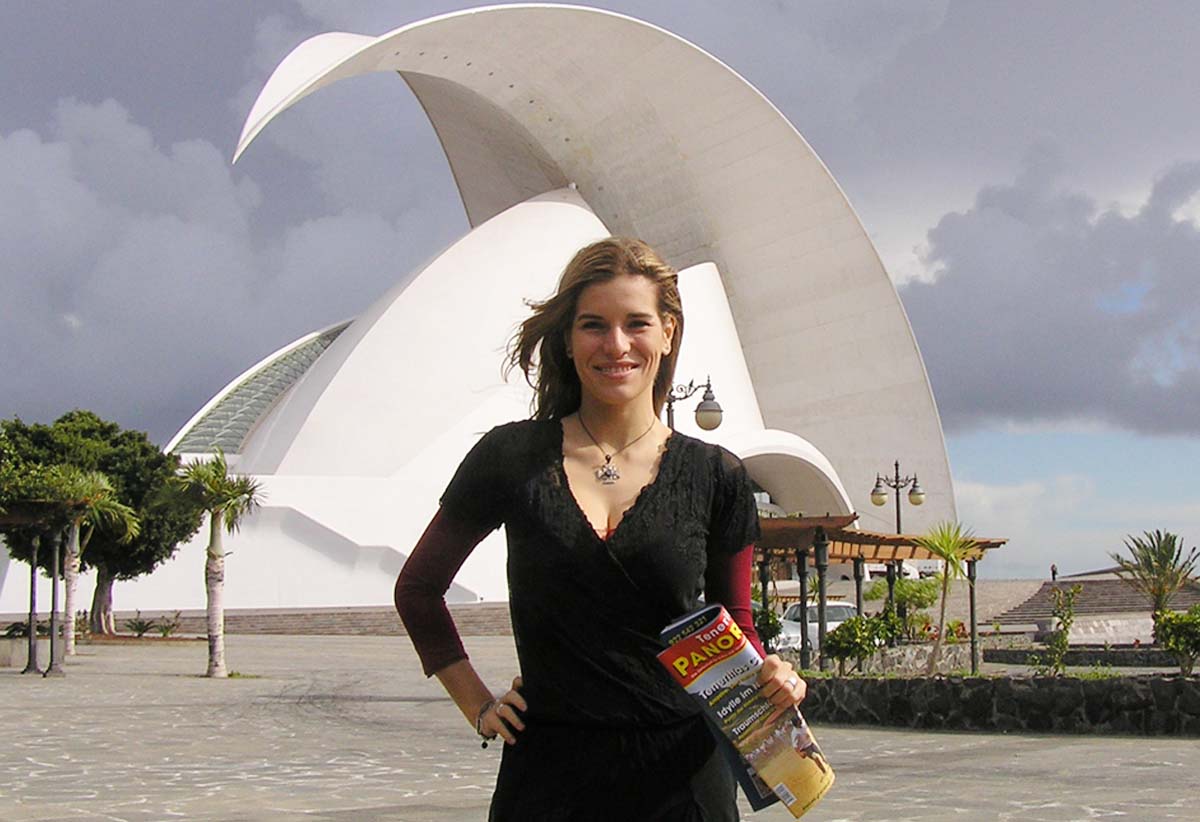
394 510 525 743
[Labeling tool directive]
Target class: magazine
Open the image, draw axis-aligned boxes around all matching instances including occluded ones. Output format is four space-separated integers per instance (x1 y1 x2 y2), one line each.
658 604 834 818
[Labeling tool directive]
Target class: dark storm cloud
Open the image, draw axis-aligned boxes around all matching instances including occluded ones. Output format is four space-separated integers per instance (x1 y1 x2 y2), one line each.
855 1 1200 183
0 99 444 444
0 3 467 444
902 147 1200 435
5 0 1200 451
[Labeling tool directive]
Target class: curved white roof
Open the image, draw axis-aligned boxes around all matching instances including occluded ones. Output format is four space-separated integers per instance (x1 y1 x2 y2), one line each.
235 188 608 477
727 428 854 519
234 3 954 532
167 320 351 456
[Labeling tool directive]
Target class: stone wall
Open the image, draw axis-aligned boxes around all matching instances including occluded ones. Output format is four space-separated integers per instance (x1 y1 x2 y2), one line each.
781 643 971 676
860 643 971 675
802 674 1200 735
984 646 1178 668
65 604 515 638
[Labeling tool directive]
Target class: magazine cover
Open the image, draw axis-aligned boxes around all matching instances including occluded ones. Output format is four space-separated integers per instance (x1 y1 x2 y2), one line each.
658 604 834 818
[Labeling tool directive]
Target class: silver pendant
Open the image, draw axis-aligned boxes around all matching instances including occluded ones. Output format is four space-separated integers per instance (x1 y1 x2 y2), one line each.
596 459 620 485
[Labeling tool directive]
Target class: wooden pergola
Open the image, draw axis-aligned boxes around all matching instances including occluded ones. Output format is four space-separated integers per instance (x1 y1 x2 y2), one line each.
753 513 1007 673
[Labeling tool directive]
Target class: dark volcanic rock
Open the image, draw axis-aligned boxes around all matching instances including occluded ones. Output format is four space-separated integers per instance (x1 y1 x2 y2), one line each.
805 673 1199 736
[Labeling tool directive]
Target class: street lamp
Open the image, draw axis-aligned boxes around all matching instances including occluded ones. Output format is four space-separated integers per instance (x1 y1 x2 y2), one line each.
664 376 722 431
870 460 925 635
870 460 925 533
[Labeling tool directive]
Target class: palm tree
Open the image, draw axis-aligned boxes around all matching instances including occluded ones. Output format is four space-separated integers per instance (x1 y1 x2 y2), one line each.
1109 530 1199 629
174 450 262 678
913 521 978 675
59 470 139 653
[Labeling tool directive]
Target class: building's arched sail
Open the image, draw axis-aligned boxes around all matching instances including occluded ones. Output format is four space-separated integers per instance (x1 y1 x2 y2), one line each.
0 6 961 616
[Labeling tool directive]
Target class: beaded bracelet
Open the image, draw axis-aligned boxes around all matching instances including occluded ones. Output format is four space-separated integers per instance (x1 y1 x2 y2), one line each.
475 698 497 749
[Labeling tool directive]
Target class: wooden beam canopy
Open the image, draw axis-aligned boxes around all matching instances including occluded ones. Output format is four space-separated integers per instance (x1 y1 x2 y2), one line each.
756 513 1007 562
756 515 858 550
754 513 1007 675
824 528 1006 562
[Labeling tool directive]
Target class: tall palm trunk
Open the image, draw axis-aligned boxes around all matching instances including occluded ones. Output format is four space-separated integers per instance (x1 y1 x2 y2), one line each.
90 566 116 634
205 509 228 678
63 523 81 654
926 571 951 675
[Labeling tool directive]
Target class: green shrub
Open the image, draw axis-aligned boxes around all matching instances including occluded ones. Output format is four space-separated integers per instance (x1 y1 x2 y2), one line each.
5 620 50 638
863 578 942 641
907 610 935 641
754 606 782 649
823 616 876 675
823 613 901 675
863 577 939 611
75 610 91 641
156 610 182 638
1030 584 1081 676
1155 604 1200 676
872 607 904 645
123 610 157 638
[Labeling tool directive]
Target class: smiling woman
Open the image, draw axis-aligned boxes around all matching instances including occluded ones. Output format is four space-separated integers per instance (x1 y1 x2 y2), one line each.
393 237 809 821
507 238 684 424
569 275 675 424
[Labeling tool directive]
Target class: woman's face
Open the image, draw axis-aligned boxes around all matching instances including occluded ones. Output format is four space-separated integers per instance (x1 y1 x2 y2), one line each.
569 274 675 412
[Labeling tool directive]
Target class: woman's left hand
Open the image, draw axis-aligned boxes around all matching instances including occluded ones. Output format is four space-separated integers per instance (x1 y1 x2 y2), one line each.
757 653 807 718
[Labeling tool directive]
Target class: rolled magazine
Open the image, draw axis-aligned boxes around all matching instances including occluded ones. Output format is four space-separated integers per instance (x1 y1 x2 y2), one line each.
658 604 834 818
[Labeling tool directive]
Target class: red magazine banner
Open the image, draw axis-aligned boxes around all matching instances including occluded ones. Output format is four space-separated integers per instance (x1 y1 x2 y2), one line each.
660 608 748 688
659 605 834 818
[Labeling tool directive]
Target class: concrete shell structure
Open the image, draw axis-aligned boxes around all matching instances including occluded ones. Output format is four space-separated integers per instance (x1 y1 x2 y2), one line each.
0 5 954 614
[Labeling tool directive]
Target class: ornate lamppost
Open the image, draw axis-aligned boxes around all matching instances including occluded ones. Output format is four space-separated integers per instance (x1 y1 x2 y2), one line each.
870 460 925 532
45 529 65 677
664 376 722 431
870 461 925 632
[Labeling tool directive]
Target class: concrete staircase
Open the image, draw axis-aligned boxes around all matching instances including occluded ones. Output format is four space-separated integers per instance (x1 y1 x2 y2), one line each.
993 579 1200 625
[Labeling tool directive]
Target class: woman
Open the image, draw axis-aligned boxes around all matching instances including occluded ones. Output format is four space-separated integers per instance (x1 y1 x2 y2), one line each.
394 237 807 821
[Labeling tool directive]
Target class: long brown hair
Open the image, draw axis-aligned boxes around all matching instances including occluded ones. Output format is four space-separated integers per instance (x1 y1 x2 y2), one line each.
507 237 684 420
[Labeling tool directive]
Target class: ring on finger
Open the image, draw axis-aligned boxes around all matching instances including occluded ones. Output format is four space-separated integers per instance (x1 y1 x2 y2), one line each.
785 676 799 690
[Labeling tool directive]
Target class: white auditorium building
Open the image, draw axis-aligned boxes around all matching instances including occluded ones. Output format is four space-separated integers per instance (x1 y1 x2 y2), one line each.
0 6 954 614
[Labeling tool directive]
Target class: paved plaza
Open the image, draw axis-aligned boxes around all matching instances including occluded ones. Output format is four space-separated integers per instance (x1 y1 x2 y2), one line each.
2 634 1196 821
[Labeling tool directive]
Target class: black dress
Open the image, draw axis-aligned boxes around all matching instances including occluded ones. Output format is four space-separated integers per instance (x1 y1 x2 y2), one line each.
439 419 761 822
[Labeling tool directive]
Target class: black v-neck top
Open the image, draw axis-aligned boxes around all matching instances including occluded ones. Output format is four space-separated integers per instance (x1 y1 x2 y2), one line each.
439 419 761 727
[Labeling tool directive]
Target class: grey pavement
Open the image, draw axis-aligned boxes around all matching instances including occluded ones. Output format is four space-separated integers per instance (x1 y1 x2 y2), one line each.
2 634 1196 822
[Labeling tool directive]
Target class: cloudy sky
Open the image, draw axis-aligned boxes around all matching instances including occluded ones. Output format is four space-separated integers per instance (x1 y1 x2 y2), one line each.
3 1 1199 579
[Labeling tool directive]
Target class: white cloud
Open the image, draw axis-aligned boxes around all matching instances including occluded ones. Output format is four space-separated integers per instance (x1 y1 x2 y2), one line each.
1173 190 1200 226
956 474 1102 578
957 475 1095 530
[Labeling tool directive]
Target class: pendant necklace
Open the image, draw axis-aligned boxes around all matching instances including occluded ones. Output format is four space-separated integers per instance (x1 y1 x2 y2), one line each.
577 415 657 485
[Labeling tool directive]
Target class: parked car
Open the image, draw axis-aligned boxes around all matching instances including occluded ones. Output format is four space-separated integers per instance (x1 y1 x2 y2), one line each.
776 602 859 652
